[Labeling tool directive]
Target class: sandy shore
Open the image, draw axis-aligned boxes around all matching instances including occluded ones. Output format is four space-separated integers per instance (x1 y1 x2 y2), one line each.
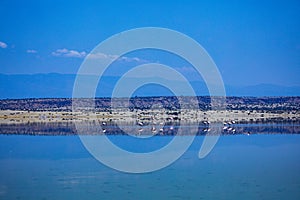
0 109 299 124
0 109 299 136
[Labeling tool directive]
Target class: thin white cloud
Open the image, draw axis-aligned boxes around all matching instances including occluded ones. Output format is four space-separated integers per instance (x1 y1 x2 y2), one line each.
52 49 148 63
52 48 86 58
87 52 118 60
119 56 144 63
0 41 7 49
26 49 37 54
87 52 148 63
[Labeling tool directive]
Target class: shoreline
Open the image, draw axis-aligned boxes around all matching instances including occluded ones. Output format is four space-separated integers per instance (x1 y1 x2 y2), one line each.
0 109 299 124
1 109 299 136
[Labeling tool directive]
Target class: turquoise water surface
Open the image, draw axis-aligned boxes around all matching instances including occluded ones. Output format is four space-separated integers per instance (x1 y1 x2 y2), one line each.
0 133 300 199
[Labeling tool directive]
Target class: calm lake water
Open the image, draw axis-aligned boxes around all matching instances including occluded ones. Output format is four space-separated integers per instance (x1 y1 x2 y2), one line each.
0 124 300 199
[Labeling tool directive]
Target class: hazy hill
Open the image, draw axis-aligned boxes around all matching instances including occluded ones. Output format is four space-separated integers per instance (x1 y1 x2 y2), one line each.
0 73 299 99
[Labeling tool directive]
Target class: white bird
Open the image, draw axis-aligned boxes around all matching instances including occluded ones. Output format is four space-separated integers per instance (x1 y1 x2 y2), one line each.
151 126 156 132
138 121 143 126
138 128 143 134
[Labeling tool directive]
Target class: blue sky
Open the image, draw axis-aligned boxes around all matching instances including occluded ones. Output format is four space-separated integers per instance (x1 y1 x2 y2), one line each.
0 0 299 87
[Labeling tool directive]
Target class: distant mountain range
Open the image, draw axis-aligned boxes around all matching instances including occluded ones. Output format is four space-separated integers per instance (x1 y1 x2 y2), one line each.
0 73 299 99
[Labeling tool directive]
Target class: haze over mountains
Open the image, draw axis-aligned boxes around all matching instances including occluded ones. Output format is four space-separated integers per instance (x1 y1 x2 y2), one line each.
0 73 299 99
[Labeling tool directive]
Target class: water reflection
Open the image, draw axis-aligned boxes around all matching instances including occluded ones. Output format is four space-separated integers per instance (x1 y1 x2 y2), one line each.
0 120 299 135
